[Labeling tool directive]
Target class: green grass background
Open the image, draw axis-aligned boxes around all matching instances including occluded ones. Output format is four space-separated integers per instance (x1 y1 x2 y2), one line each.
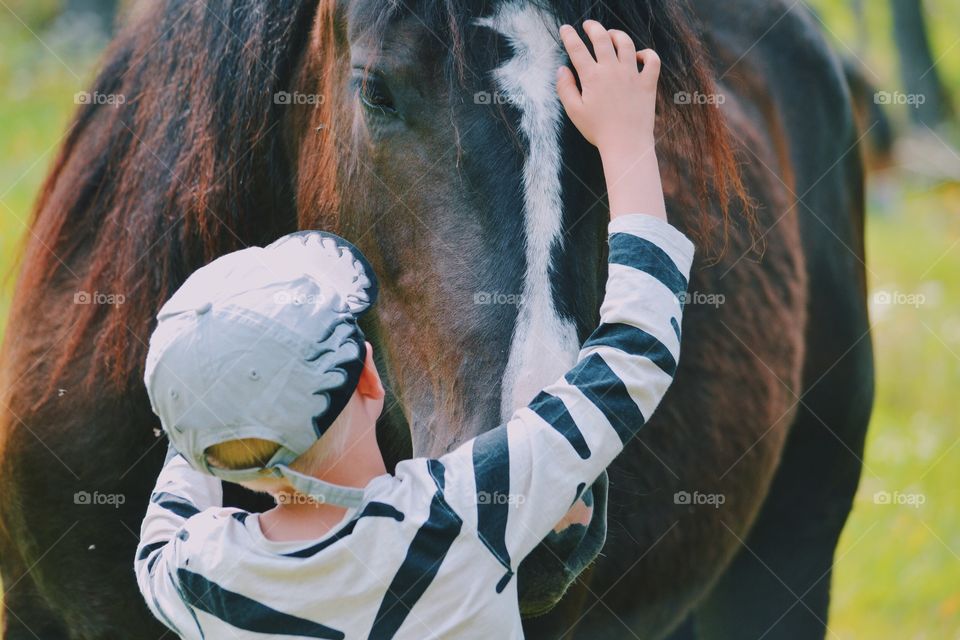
1 1 958 637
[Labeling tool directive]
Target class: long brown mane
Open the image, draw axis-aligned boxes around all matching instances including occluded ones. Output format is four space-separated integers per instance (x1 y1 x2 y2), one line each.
14 0 751 401
13 0 320 397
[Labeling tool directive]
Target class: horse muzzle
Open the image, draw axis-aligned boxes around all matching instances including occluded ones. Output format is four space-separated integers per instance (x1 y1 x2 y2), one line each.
517 472 609 617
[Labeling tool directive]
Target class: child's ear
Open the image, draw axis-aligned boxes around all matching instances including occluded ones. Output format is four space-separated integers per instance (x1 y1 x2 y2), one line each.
357 342 385 400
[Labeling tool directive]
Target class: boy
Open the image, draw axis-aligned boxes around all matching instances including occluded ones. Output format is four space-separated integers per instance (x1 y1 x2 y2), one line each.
137 22 694 639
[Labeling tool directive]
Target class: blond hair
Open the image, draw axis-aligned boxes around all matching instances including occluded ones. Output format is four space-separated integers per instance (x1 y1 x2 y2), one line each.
204 404 352 496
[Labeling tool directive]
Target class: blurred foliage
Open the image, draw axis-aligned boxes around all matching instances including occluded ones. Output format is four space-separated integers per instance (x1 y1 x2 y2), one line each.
0 1 958 637
0 0 63 29
0 10 99 347
808 0 959 134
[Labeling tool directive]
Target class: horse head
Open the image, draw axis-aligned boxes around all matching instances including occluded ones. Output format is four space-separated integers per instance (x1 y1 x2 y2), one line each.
288 0 742 615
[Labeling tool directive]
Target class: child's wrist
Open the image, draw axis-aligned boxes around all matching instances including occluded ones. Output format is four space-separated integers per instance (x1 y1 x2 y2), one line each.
597 133 657 165
602 141 667 222
599 137 659 184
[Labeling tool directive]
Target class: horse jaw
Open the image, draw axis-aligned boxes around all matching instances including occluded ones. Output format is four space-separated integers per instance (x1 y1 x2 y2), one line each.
477 2 581 420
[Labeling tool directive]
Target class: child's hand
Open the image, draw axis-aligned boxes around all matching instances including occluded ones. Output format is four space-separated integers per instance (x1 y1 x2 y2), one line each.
557 21 668 221
557 21 660 158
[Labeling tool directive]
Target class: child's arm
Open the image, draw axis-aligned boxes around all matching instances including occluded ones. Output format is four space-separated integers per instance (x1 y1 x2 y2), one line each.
428 22 693 566
134 444 223 635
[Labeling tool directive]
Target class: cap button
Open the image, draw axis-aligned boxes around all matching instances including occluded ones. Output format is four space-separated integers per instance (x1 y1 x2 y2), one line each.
195 302 213 315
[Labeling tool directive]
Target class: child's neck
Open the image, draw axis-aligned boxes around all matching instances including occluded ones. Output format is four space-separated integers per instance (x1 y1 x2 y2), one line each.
259 500 353 542
258 418 386 542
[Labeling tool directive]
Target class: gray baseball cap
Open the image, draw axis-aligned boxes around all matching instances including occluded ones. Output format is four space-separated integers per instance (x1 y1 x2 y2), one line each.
144 231 378 508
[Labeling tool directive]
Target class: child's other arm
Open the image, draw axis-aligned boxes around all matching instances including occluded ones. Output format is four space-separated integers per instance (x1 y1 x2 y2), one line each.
134 444 222 635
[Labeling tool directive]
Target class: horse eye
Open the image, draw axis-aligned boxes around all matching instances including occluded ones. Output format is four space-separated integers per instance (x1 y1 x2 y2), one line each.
352 71 397 116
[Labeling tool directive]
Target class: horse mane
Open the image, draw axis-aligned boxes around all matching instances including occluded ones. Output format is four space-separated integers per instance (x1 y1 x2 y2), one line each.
365 0 756 252
14 0 320 397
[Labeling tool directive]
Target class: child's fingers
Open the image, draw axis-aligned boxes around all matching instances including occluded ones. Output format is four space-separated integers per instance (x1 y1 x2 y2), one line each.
556 65 582 115
559 24 595 77
583 20 616 64
609 30 637 67
636 48 661 83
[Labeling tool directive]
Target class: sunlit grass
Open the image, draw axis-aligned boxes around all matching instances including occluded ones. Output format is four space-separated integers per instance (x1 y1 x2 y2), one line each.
830 179 960 639
805 4 960 633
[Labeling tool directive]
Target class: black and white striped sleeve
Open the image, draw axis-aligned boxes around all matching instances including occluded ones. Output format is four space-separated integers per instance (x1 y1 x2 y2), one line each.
134 445 223 635
437 214 694 565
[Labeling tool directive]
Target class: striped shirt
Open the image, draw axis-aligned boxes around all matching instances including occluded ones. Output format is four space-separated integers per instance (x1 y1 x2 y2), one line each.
135 214 695 639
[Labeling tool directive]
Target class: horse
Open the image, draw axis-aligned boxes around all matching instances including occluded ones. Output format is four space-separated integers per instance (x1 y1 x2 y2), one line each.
0 0 873 638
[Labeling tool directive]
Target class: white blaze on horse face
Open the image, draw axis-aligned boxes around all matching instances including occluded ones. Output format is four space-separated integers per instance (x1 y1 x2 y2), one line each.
477 3 580 421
